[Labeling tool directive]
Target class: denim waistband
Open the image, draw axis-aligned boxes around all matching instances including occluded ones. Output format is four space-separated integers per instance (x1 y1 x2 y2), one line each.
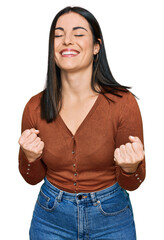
43 177 121 204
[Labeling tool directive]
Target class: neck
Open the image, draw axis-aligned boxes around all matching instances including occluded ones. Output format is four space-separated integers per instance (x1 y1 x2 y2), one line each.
60 67 96 101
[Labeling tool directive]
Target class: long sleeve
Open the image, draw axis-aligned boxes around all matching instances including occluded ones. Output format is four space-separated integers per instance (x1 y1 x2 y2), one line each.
115 92 146 191
18 95 47 185
18 91 146 192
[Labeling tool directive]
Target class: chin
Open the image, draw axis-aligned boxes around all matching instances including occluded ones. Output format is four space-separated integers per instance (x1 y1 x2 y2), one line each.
61 68 80 73
59 64 80 72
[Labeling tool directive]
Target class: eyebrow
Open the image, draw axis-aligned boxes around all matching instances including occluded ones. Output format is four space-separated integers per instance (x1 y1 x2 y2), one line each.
55 26 88 32
73 26 88 32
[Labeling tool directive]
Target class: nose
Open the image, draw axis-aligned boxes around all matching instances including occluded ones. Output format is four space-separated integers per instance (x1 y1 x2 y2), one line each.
63 33 73 45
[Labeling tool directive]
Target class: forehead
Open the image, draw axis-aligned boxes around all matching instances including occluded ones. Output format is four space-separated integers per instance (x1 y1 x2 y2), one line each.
55 12 90 30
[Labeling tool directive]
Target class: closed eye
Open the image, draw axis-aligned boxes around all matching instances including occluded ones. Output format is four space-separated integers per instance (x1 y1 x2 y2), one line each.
54 34 85 38
54 35 63 38
74 34 84 37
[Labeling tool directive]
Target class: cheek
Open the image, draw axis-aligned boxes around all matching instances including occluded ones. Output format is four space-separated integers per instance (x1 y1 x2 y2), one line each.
80 40 95 58
54 40 61 54
54 41 61 62
82 38 94 49
53 51 58 63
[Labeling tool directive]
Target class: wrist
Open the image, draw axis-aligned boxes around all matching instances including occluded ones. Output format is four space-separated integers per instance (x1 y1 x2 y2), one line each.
25 153 40 163
121 166 138 174
27 157 37 163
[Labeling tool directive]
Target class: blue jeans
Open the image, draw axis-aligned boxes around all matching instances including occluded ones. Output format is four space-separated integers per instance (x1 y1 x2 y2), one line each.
29 178 136 240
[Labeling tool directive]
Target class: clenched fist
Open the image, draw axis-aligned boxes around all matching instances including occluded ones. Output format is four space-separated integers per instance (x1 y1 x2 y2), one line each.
18 128 44 163
114 136 145 173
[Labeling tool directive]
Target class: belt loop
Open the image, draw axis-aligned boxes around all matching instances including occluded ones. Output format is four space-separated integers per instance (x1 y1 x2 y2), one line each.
90 192 98 206
57 190 63 202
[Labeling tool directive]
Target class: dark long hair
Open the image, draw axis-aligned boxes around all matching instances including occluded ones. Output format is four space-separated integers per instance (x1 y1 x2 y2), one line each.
41 6 130 122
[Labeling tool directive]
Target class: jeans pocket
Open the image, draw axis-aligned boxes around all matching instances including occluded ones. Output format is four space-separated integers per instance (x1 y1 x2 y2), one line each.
37 186 58 212
97 189 130 216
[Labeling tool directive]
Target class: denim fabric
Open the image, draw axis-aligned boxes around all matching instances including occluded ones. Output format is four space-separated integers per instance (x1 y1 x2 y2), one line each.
29 178 136 240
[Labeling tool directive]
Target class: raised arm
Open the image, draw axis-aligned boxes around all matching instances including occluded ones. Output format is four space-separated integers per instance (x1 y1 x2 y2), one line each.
114 92 146 191
18 96 47 185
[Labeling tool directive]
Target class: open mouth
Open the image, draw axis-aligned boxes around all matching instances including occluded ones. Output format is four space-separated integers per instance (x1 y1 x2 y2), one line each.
60 49 80 57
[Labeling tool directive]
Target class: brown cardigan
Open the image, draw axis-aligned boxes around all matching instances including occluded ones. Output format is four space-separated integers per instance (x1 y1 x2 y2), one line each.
19 91 146 192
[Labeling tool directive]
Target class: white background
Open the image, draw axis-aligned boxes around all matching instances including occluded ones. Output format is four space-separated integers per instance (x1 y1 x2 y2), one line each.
0 0 163 239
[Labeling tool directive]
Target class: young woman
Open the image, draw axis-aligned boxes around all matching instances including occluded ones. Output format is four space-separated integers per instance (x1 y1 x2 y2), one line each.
18 6 146 240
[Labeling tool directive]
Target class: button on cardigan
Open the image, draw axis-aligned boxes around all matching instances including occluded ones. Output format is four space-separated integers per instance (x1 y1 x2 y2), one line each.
18 91 146 192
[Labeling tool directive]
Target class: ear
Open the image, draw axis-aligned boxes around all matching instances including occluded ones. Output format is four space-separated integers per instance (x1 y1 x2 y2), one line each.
93 38 101 55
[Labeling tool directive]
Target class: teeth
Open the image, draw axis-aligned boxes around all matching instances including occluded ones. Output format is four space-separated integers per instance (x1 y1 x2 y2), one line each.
61 51 78 55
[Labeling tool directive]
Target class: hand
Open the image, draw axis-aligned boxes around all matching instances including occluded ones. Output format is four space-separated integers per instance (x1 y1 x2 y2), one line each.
18 128 44 163
114 136 145 173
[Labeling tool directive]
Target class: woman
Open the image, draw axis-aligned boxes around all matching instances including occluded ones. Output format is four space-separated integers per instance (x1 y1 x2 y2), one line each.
18 6 146 240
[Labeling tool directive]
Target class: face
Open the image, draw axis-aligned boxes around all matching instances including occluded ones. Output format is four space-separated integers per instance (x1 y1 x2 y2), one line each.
54 12 100 73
